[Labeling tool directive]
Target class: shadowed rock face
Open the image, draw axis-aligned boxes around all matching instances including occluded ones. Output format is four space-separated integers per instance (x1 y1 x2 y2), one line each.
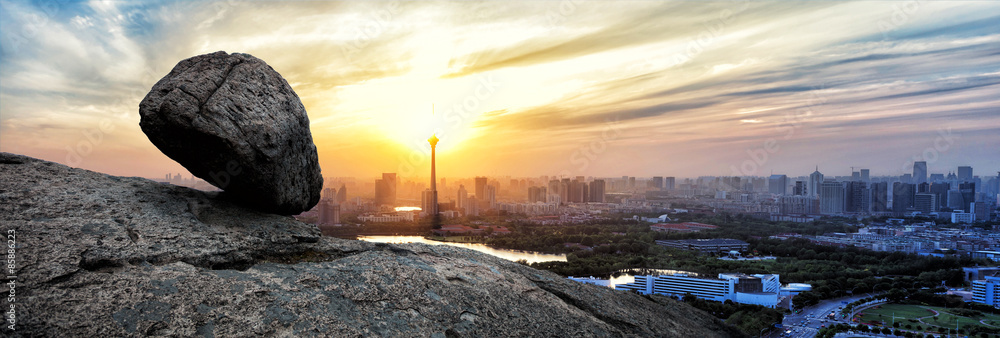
139 51 322 215
0 153 744 338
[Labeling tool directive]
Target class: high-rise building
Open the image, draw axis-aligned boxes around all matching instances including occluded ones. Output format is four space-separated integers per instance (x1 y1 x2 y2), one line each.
958 166 974 182
959 182 977 210
318 199 340 225
768 175 787 195
664 177 676 190
589 179 606 202
528 186 547 203
971 202 988 222
844 181 869 213
913 161 927 184
475 176 488 200
820 181 845 214
793 181 806 196
628 177 636 189
929 183 950 209
914 193 938 214
464 196 480 217
485 185 497 209
870 182 889 212
852 171 861 182
651 177 663 190
375 173 397 206
457 185 468 209
808 167 824 198
860 169 870 183
948 190 965 211
892 182 916 214
336 184 347 203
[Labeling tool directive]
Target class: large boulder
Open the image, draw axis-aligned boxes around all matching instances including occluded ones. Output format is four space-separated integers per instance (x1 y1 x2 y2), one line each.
0 152 744 337
139 51 321 215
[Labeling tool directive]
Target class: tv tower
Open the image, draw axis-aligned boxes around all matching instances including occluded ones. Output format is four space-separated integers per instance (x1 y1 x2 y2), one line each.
428 104 440 225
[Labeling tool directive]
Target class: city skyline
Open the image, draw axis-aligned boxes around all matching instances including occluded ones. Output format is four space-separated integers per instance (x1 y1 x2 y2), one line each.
1 1 999 179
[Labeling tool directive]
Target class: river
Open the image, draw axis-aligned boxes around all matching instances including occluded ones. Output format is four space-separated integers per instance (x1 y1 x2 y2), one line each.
356 235 568 264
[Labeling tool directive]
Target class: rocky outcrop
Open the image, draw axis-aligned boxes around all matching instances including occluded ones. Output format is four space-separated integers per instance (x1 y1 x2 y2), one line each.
0 153 743 337
139 51 322 215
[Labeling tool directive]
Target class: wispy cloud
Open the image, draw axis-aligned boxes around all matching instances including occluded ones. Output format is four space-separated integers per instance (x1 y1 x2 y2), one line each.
0 0 997 178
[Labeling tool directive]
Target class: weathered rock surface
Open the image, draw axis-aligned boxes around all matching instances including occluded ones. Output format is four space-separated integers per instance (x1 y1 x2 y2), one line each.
139 51 322 215
0 153 744 337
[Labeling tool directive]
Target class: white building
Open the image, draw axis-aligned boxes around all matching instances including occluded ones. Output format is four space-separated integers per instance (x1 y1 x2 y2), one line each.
972 275 1000 307
952 212 974 224
615 273 780 308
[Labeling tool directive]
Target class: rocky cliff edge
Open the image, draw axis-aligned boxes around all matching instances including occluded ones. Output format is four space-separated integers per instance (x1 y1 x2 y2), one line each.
0 152 743 337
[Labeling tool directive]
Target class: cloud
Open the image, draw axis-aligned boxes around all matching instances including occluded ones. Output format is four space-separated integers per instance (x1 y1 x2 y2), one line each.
0 0 998 178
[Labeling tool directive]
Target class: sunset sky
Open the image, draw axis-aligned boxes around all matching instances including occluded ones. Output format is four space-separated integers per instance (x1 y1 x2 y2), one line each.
1 0 998 180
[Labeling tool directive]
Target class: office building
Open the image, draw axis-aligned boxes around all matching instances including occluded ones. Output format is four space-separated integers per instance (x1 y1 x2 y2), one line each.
972 275 1000 307
793 181 806 196
768 175 787 195
914 193 938 214
972 202 989 222
779 196 819 214
892 182 915 214
959 166 974 182
844 181 869 213
808 167 824 198
952 212 974 224
929 183 950 209
655 238 749 253
615 273 780 308
820 181 845 214
913 161 927 184
374 173 397 206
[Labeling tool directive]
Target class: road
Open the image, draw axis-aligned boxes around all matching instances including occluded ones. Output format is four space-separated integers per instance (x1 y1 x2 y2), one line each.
768 293 878 338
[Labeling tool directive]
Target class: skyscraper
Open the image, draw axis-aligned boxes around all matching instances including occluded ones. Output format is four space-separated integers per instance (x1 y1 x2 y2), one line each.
929 182 950 209
844 181 869 213
651 176 663 190
768 175 788 195
664 177 675 190
914 193 937 214
475 176 488 200
870 182 889 212
913 161 927 184
819 181 844 214
808 167 824 198
589 179 606 202
958 166 973 182
892 182 915 214
336 184 347 203
852 171 861 182
374 173 397 206
860 169 870 183
793 181 806 196
485 185 497 209
457 184 468 209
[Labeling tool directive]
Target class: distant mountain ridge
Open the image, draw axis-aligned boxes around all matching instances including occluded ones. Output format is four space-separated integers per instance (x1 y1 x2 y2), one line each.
0 152 743 337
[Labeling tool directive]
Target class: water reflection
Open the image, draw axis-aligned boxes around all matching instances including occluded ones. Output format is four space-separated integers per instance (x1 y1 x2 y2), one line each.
357 236 567 264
